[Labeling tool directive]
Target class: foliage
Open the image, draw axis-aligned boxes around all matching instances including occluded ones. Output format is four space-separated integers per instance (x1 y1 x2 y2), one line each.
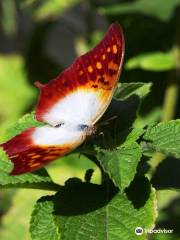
114 82 152 100
125 51 177 71
0 56 35 136
100 0 180 21
96 142 142 190
143 120 180 158
30 179 156 240
22 0 81 20
0 0 180 240
0 188 51 240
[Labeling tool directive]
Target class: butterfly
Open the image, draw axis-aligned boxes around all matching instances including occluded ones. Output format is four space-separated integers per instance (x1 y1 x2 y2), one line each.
0 22 125 175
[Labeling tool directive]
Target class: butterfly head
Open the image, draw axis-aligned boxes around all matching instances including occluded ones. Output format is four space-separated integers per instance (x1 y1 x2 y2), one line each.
78 124 97 136
53 122 96 137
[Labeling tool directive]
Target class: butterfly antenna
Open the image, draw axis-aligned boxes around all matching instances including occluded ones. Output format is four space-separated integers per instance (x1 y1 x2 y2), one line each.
96 115 118 127
34 81 45 89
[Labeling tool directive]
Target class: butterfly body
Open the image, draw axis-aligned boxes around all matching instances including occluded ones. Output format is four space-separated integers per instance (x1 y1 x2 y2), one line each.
0 22 125 175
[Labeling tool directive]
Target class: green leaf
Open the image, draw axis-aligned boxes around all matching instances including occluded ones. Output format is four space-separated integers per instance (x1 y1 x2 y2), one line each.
30 179 157 240
125 128 145 144
97 142 142 190
30 197 60 240
100 0 180 21
114 82 152 100
151 189 180 240
0 112 44 143
96 128 144 190
133 108 162 129
96 129 143 191
57 192 156 240
143 120 180 158
0 148 52 186
1 0 17 36
152 233 177 240
125 51 176 71
31 0 80 20
140 141 155 157
0 55 36 134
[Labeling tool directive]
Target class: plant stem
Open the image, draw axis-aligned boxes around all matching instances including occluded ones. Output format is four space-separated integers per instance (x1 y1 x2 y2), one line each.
162 46 180 122
149 60 179 172
1 182 62 192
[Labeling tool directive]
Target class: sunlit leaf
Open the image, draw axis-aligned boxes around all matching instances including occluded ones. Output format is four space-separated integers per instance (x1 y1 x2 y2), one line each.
114 82 152 100
30 179 157 240
98 143 142 190
32 0 81 20
96 128 142 190
30 198 60 240
96 129 144 191
0 112 44 143
143 120 180 158
126 51 176 71
134 108 162 129
100 0 180 21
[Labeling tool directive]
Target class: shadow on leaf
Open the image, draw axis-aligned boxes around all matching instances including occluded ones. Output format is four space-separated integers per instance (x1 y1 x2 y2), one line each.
91 95 140 149
151 157 180 190
154 197 180 237
126 176 151 209
37 176 152 217
52 177 118 216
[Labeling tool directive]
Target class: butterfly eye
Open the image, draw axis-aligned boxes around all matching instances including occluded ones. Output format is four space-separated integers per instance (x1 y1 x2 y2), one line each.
78 124 88 131
55 123 64 128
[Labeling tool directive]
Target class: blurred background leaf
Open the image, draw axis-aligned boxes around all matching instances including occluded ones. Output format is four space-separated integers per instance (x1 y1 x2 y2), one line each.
22 0 81 20
1 0 17 36
100 0 180 22
114 82 152 100
125 50 177 71
0 188 52 240
0 55 35 136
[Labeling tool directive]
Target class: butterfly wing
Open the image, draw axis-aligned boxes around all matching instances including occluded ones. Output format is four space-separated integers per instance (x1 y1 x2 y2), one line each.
35 22 124 127
0 22 124 175
1 125 85 175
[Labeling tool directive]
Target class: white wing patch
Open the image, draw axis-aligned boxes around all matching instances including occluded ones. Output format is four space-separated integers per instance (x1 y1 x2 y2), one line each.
32 124 85 146
43 89 101 127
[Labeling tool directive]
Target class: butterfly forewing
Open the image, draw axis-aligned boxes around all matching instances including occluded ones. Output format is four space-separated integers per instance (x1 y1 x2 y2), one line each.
35 22 124 126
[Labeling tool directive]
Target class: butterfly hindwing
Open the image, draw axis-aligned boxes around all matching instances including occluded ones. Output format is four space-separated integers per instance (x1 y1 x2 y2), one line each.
1 125 85 175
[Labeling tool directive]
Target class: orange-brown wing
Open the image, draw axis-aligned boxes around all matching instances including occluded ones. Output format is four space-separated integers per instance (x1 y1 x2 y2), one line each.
35 22 125 127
